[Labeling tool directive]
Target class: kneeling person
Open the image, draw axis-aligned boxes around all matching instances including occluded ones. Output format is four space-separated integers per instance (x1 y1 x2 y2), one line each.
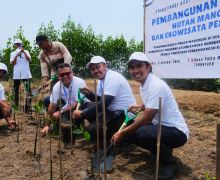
41 63 90 145
73 56 136 146
111 52 190 179
0 63 16 130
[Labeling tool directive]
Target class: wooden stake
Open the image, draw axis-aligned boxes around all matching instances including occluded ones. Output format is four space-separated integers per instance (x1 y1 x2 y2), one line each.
33 113 38 157
49 127 53 180
155 97 162 180
58 81 63 180
68 84 73 147
94 79 101 176
101 82 107 179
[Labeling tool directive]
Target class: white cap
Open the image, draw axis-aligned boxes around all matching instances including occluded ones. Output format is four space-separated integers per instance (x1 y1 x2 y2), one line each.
14 39 22 45
0 63 8 73
127 52 150 65
86 56 106 69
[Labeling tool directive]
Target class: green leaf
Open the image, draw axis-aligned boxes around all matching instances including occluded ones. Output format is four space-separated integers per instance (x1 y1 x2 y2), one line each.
12 104 18 111
84 131 90 142
73 128 83 135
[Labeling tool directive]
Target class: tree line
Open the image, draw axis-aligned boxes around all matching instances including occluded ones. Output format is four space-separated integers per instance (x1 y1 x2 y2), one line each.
0 17 219 92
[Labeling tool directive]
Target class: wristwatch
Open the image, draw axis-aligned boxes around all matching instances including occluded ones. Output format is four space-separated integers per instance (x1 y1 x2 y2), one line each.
80 111 85 118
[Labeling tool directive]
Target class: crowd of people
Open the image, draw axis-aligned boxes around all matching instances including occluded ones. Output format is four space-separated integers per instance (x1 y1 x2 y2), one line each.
0 35 189 179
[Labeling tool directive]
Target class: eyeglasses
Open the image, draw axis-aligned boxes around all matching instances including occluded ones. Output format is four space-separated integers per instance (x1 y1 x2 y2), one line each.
59 72 71 77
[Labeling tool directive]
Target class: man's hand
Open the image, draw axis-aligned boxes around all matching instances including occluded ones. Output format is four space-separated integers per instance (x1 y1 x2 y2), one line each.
128 104 144 114
41 76 50 89
72 109 82 119
111 131 125 144
79 87 92 95
52 111 60 119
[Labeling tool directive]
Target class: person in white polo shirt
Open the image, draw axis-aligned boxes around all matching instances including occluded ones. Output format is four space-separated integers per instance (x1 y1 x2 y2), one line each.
111 52 189 179
73 56 136 144
41 63 90 146
10 39 32 112
0 63 16 130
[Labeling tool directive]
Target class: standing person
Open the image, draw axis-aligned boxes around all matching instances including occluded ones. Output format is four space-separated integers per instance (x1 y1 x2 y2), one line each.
73 56 136 145
36 34 72 87
10 39 32 112
111 52 190 179
0 63 16 130
41 63 90 147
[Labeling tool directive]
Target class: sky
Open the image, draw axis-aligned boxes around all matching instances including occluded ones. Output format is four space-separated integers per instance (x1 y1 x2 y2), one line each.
0 0 144 49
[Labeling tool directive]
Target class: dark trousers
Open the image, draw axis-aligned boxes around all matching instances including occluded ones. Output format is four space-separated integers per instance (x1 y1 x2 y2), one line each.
14 79 31 107
126 123 187 164
0 110 4 119
85 108 125 146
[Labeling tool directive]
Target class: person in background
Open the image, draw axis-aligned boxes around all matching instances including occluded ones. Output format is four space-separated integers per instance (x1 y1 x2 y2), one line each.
111 52 190 179
0 63 16 130
73 56 136 145
36 34 72 87
10 39 32 113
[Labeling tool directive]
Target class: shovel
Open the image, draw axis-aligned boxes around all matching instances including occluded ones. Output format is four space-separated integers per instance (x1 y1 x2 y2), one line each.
92 110 138 173
32 74 58 98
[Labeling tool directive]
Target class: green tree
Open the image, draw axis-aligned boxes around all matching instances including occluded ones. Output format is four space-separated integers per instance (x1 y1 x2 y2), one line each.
61 17 102 77
37 21 59 42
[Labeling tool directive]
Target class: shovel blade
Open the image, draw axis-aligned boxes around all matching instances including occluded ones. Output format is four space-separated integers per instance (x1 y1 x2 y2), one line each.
91 149 114 173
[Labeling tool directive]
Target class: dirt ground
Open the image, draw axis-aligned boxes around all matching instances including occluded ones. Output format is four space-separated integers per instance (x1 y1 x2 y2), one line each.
0 80 219 180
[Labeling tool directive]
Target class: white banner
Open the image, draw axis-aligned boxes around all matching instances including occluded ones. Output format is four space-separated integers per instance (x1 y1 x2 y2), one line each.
145 0 220 78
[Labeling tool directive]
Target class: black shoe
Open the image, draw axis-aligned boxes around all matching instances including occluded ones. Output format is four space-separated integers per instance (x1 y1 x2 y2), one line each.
158 160 177 180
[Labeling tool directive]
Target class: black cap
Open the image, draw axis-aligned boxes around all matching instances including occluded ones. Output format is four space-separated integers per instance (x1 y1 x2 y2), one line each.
36 34 48 43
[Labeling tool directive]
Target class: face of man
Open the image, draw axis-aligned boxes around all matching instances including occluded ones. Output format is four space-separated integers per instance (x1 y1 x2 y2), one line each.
58 67 73 87
37 41 50 51
128 61 151 85
14 43 22 49
89 63 107 80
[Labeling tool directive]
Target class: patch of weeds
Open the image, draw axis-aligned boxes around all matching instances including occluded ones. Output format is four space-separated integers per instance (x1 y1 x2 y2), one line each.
204 171 215 180
73 124 90 142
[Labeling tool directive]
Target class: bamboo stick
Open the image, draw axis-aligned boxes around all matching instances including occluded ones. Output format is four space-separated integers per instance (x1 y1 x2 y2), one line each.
155 97 162 180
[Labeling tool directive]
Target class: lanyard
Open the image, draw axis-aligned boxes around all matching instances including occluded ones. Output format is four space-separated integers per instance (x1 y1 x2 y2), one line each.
98 80 104 95
62 80 73 101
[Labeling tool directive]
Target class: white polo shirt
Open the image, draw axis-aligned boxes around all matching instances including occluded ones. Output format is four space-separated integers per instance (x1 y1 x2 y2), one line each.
0 83 5 100
97 69 136 111
50 76 89 108
10 48 32 79
140 73 189 138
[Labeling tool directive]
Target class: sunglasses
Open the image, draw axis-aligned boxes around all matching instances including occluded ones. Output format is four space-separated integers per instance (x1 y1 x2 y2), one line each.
59 72 71 77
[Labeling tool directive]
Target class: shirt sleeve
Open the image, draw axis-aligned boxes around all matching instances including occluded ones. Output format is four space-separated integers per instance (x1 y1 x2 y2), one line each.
50 85 59 104
25 50 31 62
58 42 72 64
103 73 119 97
10 51 16 64
144 85 165 110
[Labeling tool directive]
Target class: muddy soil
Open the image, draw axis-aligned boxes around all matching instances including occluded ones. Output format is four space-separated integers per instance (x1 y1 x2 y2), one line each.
0 80 219 180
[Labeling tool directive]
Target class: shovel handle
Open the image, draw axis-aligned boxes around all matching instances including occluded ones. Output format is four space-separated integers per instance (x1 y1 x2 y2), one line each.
76 103 80 111
38 79 52 92
118 122 127 131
